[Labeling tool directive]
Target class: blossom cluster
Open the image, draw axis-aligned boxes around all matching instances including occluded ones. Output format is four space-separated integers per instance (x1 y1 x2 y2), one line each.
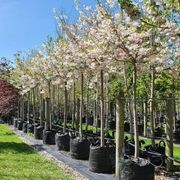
10 0 179 95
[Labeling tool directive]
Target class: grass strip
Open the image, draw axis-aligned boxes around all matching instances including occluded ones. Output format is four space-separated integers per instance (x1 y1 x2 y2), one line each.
0 124 74 180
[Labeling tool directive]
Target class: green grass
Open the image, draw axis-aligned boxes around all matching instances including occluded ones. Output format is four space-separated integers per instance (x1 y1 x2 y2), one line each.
0 124 74 180
173 146 180 162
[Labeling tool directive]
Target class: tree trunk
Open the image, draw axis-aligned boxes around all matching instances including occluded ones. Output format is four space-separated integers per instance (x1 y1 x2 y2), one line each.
94 82 99 132
76 98 80 134
100 70 105 147
150 66 155 146
32 88 36 125
115 89 125 178
105 77 109 130
21 95 24 122
172 77 176 132
85 80 89 131
27 91 30 123
143 100 148 137
17 97 20 120
133 62 139 157
63 82 67 133
166 94 174 171
40 93 44 127
79 73 84 138
72 81 76 129
48 81 52 130
51 85 55 125
45 97 51 130
123 63 134 138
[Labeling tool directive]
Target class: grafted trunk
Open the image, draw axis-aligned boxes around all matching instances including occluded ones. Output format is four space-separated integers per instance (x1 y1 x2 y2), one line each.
32 88 36 125
79 73 84 138
21 95 24 121
123 63 134 138
133 62 139 157
63 82 68 133
150 65 155 146
76 98 80 134
40 93 44 127
115 89 125 178
85 81 89 131
18 97 20 120
105 77 109 130
94 82 99 132
51 85 55 124
166 94 174 171
72 81 76 129
143 100 148 137
27 91 30 123
48 81 52 130
45 97 51 130
100 70 105 147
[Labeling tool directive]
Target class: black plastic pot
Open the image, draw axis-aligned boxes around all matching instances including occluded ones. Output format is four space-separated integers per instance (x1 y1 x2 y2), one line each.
97 120 101 128
22 122 28 133
138 124 144 135
27 123 34 134
13 119 18 128
120 157 154 180
108 121 116 130
124 122 130 132
43 130 56 145
70 137 90 160
55 133 70 151
17 121 23 130
154 127 163 137
173 131 180 143
89 145 115 173
34 126 44 140
7 117 13 125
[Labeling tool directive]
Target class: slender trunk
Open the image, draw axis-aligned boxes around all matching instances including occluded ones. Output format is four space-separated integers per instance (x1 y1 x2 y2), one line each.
94 99 97 131
105 77 109 130
40 93 44 126
32 88 36 125
79 73 84 138
57 84 60 107
123 63 133 138
20 95 24 122
173 97 176 131
63 82 67 133
100 70 105 147
51 85 55 124
48 81 52 130
115 89 125 178
72 81 76 129
143 100 148 137
27 91 30 123
172 77 176 131
85 81 89 131
76 98 80 134
18 97 20 120
133 62 139 157
94 82 98 132
166 94 174 171
45 97 51 130
150 66 155 146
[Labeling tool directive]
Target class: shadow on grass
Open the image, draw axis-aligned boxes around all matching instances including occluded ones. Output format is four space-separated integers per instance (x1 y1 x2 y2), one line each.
0 142 36 154
4 132 15 136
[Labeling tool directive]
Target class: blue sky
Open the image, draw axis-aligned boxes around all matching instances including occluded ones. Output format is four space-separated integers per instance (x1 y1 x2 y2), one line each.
0 0 79 61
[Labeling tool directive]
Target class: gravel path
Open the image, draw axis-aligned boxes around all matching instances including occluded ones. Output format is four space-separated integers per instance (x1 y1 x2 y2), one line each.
8 125 115 180
7 125 180 180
